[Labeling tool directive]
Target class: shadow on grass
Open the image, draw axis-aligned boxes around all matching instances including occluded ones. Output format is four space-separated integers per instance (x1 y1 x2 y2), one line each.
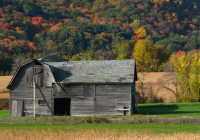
138 104 200 115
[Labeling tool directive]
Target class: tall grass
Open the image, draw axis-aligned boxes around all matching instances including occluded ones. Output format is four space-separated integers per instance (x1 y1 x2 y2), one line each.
0 130 199 140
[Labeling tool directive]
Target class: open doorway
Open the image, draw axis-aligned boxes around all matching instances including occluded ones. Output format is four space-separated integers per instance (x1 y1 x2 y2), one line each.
54 98 71 116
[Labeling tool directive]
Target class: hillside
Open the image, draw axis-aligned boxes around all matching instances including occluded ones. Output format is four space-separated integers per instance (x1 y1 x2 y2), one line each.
1 0 200 74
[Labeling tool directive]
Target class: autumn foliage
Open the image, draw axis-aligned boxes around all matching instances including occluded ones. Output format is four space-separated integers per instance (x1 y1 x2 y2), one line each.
0 0 199 83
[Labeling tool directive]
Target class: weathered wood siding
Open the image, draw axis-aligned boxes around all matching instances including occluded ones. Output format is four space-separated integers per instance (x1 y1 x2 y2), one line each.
53 84 132 116
9 62 56 117
95 85 132 116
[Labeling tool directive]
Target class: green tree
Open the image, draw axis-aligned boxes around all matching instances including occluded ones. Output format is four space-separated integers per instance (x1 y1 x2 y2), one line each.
70 9 80 19
112 40 131 60
22 20 32 40
23 2 37 16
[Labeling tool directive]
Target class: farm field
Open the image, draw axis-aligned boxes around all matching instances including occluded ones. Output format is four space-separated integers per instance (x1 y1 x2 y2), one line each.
0 130 200 140
0 123 200 140
0 76 12 99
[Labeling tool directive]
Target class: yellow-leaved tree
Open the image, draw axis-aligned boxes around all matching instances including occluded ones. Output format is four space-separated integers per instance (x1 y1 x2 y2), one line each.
133 40 158 72
169 50 200 102
134 27 147 38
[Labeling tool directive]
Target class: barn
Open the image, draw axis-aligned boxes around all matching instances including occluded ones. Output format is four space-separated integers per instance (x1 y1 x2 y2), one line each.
7 55 137 117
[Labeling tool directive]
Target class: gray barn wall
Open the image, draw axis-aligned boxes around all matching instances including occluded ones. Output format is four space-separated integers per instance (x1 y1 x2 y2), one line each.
9 62 56 117
53 84 133 116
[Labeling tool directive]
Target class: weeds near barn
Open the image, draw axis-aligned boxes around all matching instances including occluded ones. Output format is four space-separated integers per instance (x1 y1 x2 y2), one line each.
0 130 200 140
0 101 9 110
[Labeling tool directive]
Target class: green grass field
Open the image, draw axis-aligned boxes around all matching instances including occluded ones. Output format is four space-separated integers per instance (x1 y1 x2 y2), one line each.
0 110 9 118
138 102 200 118
0 123 200 134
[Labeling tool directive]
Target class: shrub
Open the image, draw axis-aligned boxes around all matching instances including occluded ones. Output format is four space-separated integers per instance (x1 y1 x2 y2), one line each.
0 100 9 110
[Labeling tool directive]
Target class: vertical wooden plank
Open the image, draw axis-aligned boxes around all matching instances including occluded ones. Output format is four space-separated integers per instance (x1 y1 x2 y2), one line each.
51 88 54 115
9 97 11 117
33 81 35 117
11 100 23 117
18 100 23 117
11 100 17 117
94 84 96 99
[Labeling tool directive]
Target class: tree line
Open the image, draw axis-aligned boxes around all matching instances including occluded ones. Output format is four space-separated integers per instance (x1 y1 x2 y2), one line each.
1 0 200 102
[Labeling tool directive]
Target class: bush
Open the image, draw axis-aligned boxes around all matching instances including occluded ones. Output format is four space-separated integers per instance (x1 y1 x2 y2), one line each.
0 101 9 110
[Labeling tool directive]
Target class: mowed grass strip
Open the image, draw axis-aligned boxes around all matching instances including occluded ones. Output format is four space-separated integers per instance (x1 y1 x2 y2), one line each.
0 110 9 118
0 123 200 134
0 130 200 140
138 102 200 118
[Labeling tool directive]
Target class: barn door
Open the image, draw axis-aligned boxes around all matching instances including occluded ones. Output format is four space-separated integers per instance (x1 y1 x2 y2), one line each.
11 100 23 117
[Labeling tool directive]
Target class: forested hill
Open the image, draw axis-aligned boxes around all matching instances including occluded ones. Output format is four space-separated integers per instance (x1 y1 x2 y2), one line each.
0 0 200 75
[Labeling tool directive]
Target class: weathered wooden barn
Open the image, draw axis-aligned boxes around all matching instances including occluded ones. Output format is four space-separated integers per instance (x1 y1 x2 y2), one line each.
7 55 137 117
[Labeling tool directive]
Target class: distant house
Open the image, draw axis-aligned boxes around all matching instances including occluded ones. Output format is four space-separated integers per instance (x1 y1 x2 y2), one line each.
7 55 137 117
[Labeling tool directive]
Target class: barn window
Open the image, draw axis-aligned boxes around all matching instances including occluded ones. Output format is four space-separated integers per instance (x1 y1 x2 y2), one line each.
84 85 95 97
38 100 47 106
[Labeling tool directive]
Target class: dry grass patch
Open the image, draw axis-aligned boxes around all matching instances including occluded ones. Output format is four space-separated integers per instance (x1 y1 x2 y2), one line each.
137 72 177 103
0 76 12 94
0 93 9 99
0 130 200 140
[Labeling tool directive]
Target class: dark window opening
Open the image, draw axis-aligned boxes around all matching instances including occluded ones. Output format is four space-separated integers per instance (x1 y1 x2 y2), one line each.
54 98 71 116
38 100 47 106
